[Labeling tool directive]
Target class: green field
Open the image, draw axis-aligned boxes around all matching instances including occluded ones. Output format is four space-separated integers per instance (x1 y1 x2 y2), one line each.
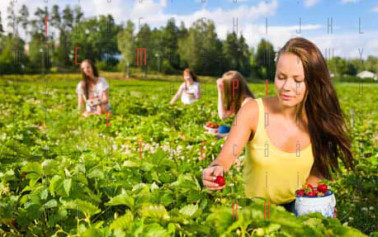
0 73 377 236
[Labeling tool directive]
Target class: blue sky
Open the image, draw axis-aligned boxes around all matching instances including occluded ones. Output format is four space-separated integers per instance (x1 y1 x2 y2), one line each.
2 0 378 58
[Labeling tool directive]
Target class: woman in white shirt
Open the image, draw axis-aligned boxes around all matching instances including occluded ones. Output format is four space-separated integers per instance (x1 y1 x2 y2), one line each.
217 71 255 120
170 68 200 105
76 59 111 117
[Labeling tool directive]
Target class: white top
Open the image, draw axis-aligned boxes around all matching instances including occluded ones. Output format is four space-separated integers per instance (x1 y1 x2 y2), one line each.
76 77 111 112
179 82 200 105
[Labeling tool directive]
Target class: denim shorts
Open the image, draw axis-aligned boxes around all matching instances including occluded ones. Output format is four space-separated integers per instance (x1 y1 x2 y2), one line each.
280 199 296 214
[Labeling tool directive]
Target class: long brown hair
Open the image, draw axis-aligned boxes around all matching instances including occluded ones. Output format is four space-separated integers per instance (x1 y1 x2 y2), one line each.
80 59 99 99
183 68 198 84
276 37 355 179
221 71 255 114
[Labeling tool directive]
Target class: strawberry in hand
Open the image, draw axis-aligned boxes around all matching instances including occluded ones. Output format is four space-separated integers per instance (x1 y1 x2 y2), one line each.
214 175 226 186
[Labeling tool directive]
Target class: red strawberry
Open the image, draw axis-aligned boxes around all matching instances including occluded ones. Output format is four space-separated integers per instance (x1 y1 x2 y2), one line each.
297 189 304 196
214 175 226 186
306 191 316 197
317 184 328 193
304 184 313 195
312 189 318 196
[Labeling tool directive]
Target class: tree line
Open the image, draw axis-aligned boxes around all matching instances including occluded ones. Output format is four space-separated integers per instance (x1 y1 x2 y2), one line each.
0 2 377 80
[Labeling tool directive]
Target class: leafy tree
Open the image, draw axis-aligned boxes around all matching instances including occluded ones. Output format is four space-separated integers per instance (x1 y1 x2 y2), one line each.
117 20 135 77
162 18 180 71
327 57 348 77
255 39 275 80
17 5 29 38
0 35 27 74
7 1 18 35
364 56 378 73
0 10 4 35
178 19 222 76
70 15 121 65
222 32 251 76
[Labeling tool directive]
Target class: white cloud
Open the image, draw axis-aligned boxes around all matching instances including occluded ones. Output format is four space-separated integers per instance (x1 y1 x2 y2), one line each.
304 0 321 7
372 5 378 12
228 0 249 2
307 31 378 59
341 0 361 3
1 0 377 58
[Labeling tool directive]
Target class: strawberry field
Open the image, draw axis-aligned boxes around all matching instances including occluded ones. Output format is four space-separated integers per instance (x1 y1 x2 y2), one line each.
0 74 377 236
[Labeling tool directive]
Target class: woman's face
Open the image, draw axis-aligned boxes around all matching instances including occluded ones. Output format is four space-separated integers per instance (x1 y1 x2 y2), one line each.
274 53 307 107
183 72 193 84
81 61 94 78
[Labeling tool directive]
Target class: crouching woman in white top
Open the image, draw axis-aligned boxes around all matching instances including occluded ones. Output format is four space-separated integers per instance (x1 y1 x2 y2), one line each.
169 68 200 105
76 59 111 117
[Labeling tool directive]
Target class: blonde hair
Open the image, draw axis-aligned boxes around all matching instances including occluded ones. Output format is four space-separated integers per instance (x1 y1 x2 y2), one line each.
221 71 255 114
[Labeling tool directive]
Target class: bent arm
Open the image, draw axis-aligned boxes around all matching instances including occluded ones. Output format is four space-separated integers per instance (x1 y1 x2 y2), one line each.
96 90 110 114
217 90 233 120
194 84 200 100
306 165 324 186
210 101 256 172
78 94 85 112
170 85 183 104
100 89 109 105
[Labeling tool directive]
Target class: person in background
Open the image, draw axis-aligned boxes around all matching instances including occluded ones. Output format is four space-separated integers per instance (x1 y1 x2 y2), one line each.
217 70 255 120
170 68 200 105
76 59 111 117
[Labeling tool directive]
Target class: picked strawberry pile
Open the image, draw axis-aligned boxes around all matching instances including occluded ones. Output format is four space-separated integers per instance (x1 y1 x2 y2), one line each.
296 183 332 197
206 122 219 129
204 122 219 134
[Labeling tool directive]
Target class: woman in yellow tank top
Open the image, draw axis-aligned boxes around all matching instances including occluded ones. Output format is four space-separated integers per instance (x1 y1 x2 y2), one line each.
202 37 355 211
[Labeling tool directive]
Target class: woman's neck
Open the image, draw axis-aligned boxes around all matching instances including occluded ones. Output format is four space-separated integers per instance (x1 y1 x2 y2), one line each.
272 96 308 129
88 77 98 84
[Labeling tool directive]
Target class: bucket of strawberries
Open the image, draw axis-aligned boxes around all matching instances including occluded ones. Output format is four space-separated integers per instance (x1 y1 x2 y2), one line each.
294 183 336 218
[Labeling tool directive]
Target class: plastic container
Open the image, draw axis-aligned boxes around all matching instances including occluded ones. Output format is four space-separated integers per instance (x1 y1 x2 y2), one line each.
294 190 336 218
218 125 230 134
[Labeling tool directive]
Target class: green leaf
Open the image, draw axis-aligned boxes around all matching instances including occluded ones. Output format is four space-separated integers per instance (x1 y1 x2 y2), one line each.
139 204 170 220
144 223 169 237
123 160 140 168
49 175 63 197
110 210 134 230
62 199 100 217
179 204 199 218
106 192 134 209
22 162 43 176
63 179 72 196
44 199 58 209
87 168 104 179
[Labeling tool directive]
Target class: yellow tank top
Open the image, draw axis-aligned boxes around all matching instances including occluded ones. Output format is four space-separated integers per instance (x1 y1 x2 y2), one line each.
243 98 314 204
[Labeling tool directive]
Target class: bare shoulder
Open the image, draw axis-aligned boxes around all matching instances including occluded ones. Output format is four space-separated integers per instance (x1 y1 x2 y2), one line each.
236 98 259 134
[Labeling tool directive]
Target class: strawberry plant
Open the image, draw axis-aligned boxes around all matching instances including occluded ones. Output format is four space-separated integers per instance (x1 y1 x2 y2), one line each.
0 75 376 236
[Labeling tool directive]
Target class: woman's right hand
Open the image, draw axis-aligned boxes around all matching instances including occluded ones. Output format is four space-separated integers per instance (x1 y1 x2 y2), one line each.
217 79 224 92
202 165 226 191
83 111 90 118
